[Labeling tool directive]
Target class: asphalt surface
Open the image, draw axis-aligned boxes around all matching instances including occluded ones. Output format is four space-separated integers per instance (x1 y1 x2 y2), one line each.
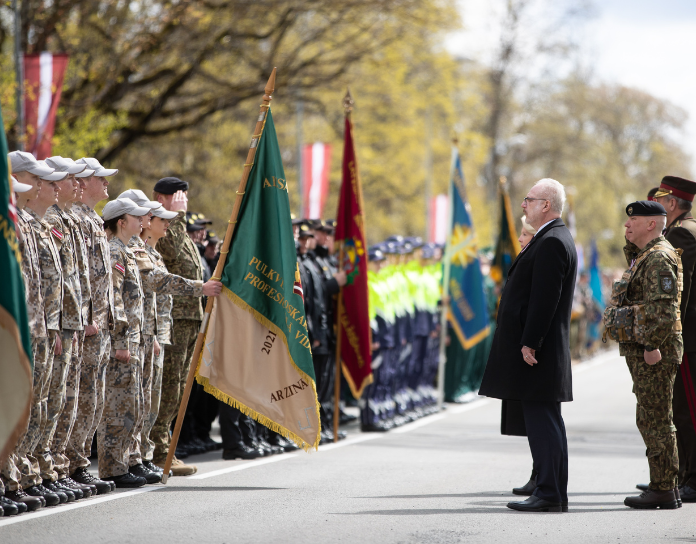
2 348 695 543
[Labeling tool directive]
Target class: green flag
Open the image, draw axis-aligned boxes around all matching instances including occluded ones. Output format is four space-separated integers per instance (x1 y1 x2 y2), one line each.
0 105 33 462
197 108 320 450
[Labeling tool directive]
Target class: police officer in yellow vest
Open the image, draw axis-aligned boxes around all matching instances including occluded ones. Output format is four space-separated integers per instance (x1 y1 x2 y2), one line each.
604 200 683 509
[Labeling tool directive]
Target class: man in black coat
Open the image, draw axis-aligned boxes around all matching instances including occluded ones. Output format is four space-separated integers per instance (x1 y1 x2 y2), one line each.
479 178 577 513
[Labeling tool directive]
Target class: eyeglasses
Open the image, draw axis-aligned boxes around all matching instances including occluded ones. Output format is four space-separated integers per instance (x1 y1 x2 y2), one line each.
522 197 548 205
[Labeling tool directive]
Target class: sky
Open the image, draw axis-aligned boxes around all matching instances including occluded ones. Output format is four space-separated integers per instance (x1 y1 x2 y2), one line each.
445 0 696 171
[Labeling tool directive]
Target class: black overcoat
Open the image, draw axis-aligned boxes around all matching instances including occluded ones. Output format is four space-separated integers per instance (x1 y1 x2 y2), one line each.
479 218 577 402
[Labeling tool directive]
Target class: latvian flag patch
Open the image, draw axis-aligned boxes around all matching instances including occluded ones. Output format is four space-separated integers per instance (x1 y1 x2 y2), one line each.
114 262 126 275
51 227 63 240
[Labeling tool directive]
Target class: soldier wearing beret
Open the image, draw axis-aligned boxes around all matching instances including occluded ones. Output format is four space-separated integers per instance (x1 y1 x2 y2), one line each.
605 201 683 509
149 177 204 476
651 176 696 503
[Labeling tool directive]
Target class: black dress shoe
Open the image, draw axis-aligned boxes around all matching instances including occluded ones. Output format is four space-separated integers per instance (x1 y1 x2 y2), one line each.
107 473 147 488
71 467 112 494
507 495 563 512
25 484 60 507
513 475 537 496
182 438 207 455
636 483 649 491
174 444 190 459
222 444 263 460
200 436 223 451
143 460 163 473
361 423 390 433
129 463 162 484
4 489 42 512
258 438 284 455
680 484 696 503
1 494 26 514
40 481 69 503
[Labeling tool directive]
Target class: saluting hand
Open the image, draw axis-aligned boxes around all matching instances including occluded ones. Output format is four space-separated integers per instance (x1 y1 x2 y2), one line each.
521 346 537 366
171 190 188 212
202 280 223 297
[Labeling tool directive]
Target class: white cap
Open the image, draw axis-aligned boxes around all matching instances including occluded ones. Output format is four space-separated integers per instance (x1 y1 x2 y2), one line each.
76 157 118 177
118 189 161 210
152 207 178 220
45 156 88 175
12 175 32 193
38 160 69 181
75 167 96 178
102 198 150 221
8 151 54 177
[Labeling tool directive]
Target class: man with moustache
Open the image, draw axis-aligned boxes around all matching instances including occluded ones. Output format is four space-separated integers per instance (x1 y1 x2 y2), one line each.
479 178 577 513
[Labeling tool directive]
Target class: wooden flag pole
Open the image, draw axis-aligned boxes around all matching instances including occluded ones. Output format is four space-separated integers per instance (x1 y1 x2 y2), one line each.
161 68 277 483
332 90 354 443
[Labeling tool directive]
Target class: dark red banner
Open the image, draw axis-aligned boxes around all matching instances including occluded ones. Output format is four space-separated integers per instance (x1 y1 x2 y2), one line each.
335 117 373 398
24 53 69 159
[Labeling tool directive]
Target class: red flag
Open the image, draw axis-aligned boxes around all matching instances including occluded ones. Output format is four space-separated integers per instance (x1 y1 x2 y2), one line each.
302 142 331 219
335 117 372 398
24 53 69 159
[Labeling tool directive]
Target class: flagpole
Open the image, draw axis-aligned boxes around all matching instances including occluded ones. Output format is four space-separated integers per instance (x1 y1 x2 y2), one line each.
436 142 457 412
332 90 354 443
161 68 277 483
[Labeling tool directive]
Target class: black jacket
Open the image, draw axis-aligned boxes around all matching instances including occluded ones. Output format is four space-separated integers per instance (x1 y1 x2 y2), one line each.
479 218 577 402
300 252 329 355
664 212 696 352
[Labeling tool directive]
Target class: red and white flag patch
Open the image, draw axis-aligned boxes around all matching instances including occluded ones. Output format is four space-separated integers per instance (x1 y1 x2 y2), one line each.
50 227 63 240
114 262 125 274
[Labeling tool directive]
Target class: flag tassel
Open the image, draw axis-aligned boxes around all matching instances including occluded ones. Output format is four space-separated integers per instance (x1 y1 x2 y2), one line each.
161 68 277 484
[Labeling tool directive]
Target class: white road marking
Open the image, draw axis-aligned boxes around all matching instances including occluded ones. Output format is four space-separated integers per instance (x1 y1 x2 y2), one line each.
189 453 298 479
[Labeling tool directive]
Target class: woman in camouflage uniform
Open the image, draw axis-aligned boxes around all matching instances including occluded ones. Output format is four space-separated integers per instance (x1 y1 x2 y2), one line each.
97 198 150 488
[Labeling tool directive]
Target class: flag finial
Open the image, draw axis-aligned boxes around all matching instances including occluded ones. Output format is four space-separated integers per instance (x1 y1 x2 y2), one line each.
263 68 277 104
343 88 354 115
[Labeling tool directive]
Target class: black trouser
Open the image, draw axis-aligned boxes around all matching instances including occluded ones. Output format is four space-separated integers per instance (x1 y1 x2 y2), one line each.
522 400 568 503
218 404 245 449
675 351 696 488
313 352 334 429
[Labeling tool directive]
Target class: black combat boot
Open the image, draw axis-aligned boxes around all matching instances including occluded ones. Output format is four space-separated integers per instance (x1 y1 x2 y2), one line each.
624 488 678 509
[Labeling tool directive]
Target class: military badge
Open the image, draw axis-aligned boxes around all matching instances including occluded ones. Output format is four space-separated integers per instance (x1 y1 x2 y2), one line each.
627 206 633 215
660 273 674 293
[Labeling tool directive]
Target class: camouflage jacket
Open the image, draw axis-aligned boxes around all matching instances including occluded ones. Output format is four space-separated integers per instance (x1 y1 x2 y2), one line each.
17 208 46 338
130 236 203 337
110 237 144 350
25 207 63 331
73 203 114 331
147 245 174 345
66 207 92 327
44 204 83 330
618 236 683 357
155 211 203 321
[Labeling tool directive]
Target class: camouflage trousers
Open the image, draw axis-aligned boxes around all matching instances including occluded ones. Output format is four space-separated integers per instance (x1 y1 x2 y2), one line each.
142 340 165 462
625 352 680 491
51 330 85 479
10 335 55 489
152 319 200 464
34 329 75 482
66 330 111 471
97 342 142 478
129 334 155 466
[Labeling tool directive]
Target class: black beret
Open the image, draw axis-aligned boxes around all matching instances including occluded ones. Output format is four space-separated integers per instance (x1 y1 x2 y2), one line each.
625 201 666 217
154 176 189 195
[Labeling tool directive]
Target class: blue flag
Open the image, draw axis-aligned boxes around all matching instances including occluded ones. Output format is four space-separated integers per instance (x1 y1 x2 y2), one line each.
443 147 490 349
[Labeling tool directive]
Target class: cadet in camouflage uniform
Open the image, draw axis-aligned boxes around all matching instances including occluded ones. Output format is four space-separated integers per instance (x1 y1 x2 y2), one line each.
42 157 88 494
151 178 204 474
67 158 118 494
97 198 151 488
604 201 683 509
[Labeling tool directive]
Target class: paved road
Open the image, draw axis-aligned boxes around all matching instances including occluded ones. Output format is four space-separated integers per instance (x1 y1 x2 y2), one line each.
2 349 695 543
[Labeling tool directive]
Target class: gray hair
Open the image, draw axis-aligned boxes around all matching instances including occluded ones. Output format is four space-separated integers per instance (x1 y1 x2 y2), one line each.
666 194 693 212
655 215 667 232
533 178 566 214
520 215 537 234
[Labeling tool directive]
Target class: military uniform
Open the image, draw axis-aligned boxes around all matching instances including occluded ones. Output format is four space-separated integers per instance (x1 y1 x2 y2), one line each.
98 237 144 478
2 208 48 492
66 203 114 474
42 204 85 482
152 209 204 464
129 236 203 467
23 207 63 484
605 232 683 494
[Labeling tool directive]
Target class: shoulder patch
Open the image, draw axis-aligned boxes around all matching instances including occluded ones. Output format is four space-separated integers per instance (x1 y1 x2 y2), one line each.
51 227 63 240
659 271 674 293
114 262 126 275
